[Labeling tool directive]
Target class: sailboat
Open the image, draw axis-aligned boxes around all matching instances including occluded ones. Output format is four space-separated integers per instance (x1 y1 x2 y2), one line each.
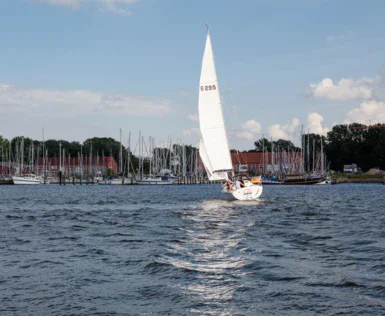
198 26 263 200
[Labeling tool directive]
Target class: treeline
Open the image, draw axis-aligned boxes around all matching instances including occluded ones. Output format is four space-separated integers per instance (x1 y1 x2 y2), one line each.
326 123 385 172
0 136 130 163
237 123 385 172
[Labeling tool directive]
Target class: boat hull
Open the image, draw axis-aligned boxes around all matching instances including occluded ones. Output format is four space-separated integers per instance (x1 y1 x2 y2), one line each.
316 178 331 185
0 179 13 185
283 178 323 185
222 184 263 201
262 180 284 185
12 176 42 185
98 178 131 185
136 180 173 185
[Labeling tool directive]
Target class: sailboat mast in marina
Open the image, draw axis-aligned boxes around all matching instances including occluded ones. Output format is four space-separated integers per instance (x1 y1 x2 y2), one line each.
198 25 263 200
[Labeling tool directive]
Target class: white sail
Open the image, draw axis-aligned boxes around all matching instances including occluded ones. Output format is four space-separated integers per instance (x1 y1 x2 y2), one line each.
198 30 232 181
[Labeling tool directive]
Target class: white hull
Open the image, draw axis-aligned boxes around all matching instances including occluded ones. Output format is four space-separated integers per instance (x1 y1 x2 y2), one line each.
317 179 331 185
12 176 42 185
98 178 131 185
222 184 263 201
136 178 174 185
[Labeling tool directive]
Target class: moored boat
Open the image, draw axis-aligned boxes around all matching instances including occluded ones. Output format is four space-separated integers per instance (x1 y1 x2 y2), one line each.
12 174 42 185
98 177 132 185
136 175 174 185
283 174 324 185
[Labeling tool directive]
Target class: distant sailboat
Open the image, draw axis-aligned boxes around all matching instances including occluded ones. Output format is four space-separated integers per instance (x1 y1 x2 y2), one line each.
198 26 263 200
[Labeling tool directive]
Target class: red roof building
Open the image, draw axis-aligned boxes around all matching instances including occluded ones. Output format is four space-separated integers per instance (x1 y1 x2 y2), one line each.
231 151 302 174
35 156 118 176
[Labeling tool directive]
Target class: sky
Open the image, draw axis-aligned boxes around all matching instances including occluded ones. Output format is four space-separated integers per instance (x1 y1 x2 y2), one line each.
1 0 385 150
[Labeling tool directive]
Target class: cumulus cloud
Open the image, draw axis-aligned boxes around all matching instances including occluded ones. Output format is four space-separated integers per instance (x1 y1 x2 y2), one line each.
37 0 137 15
308 77 373 101
268 118 300 142
235 131 254 140
307 112 329 135
233 119 262 140
0 83 173 116
344 100 385 125
182 128 200 136
187 114 199 122
326 30 352 43
242 120 261 133
326 34 344 42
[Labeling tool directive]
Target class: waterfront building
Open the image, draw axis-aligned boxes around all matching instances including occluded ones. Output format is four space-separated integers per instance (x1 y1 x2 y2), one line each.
230 152 302 175
0 156 118 177
36 156 118 176
343 164 358 173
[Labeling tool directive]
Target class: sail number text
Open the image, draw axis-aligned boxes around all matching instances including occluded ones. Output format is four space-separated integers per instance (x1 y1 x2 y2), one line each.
200 85 217 91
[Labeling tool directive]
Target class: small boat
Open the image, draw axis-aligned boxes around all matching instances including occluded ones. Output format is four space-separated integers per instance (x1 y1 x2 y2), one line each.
0 178 14 185
222 175 263 201
260 175 284 185
283 174 324 185
198 26 262 201
136 175 174 185
317 177 331 185
12 174 42 185
98 176 132 185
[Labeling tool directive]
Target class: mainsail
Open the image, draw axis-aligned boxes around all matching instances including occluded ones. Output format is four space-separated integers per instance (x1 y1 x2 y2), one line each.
198 29 233 181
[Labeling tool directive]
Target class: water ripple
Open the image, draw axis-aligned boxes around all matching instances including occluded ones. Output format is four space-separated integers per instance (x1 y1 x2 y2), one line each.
0 184 385 315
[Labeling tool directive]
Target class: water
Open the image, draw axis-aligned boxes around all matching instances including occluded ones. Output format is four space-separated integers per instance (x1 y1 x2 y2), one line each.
1 184 384 315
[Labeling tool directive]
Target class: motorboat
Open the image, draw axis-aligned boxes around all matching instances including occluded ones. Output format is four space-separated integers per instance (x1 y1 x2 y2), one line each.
12 174 42 185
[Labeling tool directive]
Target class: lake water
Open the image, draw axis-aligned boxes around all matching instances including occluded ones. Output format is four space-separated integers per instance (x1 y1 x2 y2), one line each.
1 184 385 315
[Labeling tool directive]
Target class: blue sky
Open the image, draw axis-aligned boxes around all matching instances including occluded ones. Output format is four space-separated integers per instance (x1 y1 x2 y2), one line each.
1 0 385 149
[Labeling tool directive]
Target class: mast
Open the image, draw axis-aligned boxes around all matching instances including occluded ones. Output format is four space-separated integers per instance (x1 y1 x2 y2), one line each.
119 128 122 174
307 129 310 174
89 142 92 177
321 135 324 175
63 147 65 177
312 139 315 174
271 138 275 175
127 131 131 178
80 145 83 178
262 135 265 175
21 138 24 174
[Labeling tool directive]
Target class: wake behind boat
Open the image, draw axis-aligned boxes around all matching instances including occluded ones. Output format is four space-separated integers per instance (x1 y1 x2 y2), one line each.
198 26 263 201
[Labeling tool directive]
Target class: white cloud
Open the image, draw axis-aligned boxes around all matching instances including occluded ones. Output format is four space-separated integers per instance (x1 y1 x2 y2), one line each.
37 0 137 15
182 128 200 136
326 34 344 42
326 30 352 43
308 77 373 101
344 100 385 125
233 119 262 140
242 120 261 133
187 114 199 122
0 83 173 116
42 0 79 7
307 112 329 135
268 117 300 142
235 131 254 140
